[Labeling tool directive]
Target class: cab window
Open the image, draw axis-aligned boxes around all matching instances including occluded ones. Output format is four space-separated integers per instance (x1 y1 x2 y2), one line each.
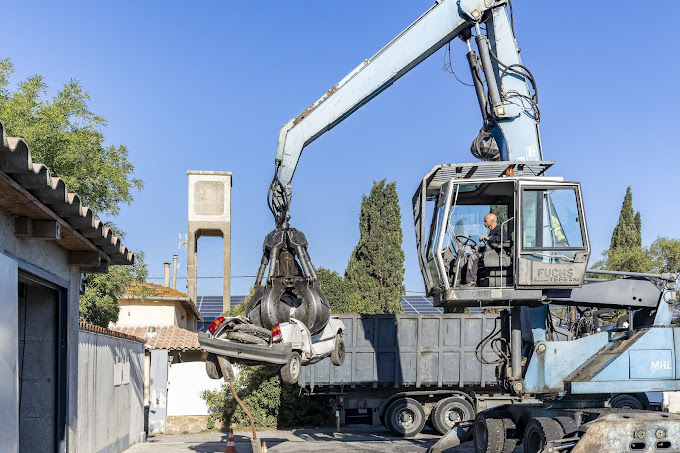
522 188 584 249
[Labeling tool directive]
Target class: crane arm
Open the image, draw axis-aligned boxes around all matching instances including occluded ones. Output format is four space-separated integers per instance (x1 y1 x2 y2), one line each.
274 0 541 195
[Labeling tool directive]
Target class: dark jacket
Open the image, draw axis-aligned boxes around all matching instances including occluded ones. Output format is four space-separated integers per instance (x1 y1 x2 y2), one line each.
486 225 508 247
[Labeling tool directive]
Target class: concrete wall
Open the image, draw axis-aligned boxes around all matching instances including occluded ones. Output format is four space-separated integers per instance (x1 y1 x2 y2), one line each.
0 203 81 452
117 299 190 328
78 330 145 453
666 392 680 413
167 361 222 416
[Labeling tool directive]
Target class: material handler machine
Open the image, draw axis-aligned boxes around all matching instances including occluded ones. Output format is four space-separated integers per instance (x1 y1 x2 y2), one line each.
247 1 680 451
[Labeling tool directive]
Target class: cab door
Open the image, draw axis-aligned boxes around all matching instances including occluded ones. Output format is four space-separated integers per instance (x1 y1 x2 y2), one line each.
424 180 454 293
516 181 590 288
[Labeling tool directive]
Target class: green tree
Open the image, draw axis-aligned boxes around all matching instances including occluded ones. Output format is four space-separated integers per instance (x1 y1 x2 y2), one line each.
80 252 148 327
610 186 641 250
0 58 145 326
317 267 363 314
345 179 405 314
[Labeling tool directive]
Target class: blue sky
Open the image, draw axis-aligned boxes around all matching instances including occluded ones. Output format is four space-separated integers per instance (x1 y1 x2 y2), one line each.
3 1 678 297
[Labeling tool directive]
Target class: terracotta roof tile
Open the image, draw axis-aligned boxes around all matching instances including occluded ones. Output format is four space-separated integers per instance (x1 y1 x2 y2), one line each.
79 322 146 343
109 325 201 350
123 281 187 298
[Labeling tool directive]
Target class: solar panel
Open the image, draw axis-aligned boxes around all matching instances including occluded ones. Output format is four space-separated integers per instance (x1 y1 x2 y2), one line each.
198 295 445 317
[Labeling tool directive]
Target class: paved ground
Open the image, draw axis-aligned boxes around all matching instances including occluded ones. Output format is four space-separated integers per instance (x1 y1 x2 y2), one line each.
123 426 482 452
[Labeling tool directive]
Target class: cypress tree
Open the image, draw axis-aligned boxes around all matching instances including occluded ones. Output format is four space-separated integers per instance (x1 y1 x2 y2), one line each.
610 187 642 250
345 179 405 314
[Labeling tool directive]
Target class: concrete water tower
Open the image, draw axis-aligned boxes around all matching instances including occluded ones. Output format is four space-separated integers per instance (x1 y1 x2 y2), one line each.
187 170 232 313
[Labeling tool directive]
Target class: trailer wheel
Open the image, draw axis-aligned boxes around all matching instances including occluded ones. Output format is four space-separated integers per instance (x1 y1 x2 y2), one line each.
610 394 644 410
522 417 564 453
330 333 345 366
432 397 474 435
280 351 301 384
384 397 425 437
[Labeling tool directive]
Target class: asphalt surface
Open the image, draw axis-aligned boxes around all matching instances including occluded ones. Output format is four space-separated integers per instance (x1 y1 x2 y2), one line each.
122 426 489 452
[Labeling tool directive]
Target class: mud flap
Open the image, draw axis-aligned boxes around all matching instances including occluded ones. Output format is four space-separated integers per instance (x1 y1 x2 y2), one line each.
217 356 236 382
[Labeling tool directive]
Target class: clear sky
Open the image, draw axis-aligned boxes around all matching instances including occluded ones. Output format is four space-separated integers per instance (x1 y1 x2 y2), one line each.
3 1 678 297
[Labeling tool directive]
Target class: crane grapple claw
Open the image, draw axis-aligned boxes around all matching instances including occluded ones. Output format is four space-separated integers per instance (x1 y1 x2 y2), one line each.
247 224 331 334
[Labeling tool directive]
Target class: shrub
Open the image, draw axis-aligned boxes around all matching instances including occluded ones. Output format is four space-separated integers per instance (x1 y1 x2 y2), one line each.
201 366 333 429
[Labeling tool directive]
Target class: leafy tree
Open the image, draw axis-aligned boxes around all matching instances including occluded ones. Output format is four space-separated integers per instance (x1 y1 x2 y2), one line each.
80 252 148 327
317 267 364 314
610 186 641 250
345 179 405 314
0 58 142 217
0 58 145 326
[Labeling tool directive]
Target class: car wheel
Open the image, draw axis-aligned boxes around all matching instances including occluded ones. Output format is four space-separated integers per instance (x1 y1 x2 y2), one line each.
280 351 301 384
432 397 474 435
384 397 425 438
205 353 222 380
330 333 345 366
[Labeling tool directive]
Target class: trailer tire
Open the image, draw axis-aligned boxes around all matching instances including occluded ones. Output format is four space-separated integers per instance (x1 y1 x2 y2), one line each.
432 397 474 435
522 417 564 453
610 394 644 410
330 333 345 366
226 331 269 345
280 351 301 384
384 397 425 438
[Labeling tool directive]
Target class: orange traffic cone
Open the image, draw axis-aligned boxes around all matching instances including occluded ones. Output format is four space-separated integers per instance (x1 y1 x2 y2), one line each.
225 428 237 452
261 441 268 453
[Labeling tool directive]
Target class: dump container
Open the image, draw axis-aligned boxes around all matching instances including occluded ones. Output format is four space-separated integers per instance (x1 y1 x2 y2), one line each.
301 313 501 391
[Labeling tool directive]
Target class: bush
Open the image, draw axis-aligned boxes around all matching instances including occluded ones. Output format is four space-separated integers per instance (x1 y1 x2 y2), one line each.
201 365 334 430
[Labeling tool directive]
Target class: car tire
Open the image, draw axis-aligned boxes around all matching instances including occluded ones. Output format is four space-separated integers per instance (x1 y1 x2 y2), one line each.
280 351 301 384
205 353 222 380
610 394 644 410
330 333 345 366
226 331 269 345
232 323 272 340
384 397 426 438
432 397 475 435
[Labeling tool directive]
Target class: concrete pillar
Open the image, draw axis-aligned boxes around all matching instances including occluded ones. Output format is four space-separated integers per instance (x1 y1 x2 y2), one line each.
163 262 170 287
187 171 232 312
172 255 178 289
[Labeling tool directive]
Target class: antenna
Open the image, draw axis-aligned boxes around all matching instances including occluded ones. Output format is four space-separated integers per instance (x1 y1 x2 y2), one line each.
178 233 188 250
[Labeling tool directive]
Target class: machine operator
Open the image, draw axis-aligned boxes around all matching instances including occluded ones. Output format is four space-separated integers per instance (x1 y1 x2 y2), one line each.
463 213 507 287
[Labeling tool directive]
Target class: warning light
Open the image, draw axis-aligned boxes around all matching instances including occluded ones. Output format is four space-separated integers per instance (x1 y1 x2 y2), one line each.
505 167 515 176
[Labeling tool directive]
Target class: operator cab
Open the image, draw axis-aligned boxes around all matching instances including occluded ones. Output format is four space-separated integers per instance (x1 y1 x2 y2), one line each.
412 161 590 308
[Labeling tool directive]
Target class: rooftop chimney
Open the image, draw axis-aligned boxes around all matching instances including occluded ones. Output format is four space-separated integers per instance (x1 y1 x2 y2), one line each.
164 262 171 287
172 255 178 289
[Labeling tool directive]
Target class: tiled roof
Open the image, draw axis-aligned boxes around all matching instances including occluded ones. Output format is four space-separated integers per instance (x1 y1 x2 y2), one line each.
0 120 134 266
121 282 202 321
124 281 187 298
110 325 201 350
79 322 146 344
